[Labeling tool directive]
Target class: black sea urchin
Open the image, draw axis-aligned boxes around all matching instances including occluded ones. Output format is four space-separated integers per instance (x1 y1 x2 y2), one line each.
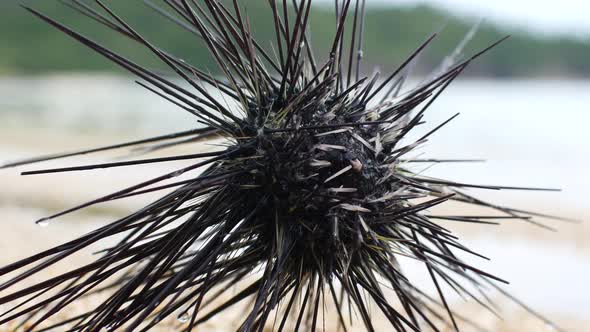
0 1 567 331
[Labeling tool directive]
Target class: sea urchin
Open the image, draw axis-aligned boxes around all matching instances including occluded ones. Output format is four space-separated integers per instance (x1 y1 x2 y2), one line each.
0 1 566 331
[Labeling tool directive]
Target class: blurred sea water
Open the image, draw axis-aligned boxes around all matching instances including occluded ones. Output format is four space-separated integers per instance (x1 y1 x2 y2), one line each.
2 75 588 208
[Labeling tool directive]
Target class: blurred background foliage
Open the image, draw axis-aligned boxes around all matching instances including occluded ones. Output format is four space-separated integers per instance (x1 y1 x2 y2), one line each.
2 0 590 77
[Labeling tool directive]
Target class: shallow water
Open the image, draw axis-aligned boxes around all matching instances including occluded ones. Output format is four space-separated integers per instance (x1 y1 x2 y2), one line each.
1 76 587 207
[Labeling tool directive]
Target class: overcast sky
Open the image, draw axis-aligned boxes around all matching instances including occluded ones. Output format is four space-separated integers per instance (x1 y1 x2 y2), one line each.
319 0 590 37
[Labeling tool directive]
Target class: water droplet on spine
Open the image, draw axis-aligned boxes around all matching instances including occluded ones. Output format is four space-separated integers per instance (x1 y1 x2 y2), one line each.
177 312 189 323
36 218 50 227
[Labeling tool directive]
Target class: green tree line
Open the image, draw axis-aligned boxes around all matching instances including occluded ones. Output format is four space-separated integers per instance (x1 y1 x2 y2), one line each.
1 0 589 77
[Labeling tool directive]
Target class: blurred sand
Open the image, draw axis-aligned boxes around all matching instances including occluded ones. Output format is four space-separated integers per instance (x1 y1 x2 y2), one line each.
1 127 588 331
